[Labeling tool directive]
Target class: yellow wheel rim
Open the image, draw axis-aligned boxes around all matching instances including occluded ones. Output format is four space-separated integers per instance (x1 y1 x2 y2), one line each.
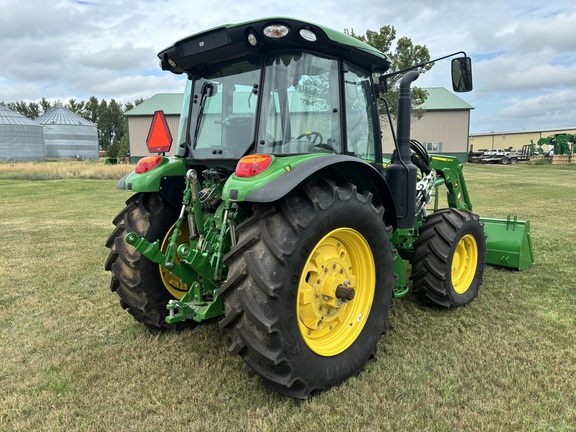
297 228 375 357
159 221 190 300
451 234 478 294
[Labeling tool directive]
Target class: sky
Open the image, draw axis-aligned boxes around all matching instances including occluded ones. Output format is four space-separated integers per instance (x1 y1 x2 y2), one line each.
0 0 575 134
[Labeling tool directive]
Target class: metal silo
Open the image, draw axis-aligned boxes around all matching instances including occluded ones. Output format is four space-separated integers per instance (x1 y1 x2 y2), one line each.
0 104 45 161
35 107 99 160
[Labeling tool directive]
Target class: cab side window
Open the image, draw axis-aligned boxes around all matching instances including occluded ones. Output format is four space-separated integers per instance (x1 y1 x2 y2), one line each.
344 66 378 161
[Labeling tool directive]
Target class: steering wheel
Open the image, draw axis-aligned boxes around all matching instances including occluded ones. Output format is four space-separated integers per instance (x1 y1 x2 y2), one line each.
295 131 323 144
310 143 337 153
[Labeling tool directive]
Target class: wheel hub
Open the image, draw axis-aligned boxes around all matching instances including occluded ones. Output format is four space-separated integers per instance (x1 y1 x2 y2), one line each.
299 254 356 332
451 233 478 294
297 228 375 357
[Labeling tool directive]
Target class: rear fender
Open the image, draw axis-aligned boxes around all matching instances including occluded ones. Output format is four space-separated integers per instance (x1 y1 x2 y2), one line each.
115 156 187 209
116 156 187 192
223 154 397 228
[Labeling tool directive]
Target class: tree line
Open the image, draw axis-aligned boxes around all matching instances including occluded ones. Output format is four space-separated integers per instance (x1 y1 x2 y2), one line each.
1 96 145 158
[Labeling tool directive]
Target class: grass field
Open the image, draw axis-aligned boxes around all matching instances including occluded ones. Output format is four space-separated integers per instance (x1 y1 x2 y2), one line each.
0 162 575 431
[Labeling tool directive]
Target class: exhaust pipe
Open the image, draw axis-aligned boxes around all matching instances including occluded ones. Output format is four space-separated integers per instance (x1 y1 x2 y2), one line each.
386 71 420 229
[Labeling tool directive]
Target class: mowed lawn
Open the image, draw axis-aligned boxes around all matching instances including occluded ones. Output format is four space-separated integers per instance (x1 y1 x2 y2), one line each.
0 163 574 431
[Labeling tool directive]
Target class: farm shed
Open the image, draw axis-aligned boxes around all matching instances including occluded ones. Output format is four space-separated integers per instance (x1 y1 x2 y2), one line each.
35 107 99 160
381 87 474 162
0 104 45 161
470 128 576 152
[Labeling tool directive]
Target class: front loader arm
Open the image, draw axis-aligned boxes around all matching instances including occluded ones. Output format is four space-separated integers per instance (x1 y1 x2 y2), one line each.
429 155 472 211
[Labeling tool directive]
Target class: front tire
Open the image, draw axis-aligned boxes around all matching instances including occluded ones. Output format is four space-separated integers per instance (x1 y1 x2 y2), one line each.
218 180 394 398
410 208 486 308
105 192 194 330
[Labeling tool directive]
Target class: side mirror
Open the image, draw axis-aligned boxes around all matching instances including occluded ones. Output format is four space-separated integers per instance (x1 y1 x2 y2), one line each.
451 57 473 92
376 76 388 94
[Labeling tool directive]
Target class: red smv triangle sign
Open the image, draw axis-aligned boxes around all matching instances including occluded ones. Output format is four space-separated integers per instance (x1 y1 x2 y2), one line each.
146 110 173 154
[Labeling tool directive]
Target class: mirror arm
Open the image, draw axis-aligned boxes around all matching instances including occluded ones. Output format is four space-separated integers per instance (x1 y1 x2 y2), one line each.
381 51 469 80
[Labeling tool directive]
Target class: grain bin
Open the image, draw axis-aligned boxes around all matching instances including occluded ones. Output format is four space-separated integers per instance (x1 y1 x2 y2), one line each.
35 107 98 159
0 104 45 161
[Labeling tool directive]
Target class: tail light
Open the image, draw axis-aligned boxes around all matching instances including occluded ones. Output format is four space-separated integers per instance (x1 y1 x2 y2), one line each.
135 155 163 173
235 154 272 177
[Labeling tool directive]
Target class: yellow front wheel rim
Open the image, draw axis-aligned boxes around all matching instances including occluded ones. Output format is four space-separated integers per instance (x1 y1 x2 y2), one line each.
451 234 479 294
159 221 190 300
297 228 375 357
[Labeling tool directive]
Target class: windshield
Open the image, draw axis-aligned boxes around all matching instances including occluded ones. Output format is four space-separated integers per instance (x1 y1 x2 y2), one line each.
257 52 342 155
188 59 260 159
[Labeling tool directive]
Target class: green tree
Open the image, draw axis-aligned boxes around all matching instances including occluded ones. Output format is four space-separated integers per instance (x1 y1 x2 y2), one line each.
345 26 432 118
39 97 52 115
108 99 126 143
96 98 127 152
27 102 40 119
97 99 110 151
107 122 130 158
84 96 99 124
65 98 86 117
124 97 146 112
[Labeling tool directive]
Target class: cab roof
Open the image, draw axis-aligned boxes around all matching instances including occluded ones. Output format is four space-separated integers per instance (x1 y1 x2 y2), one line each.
158 17 391 75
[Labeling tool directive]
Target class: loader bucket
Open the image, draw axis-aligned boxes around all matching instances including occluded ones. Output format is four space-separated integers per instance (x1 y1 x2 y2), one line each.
480 215 535 271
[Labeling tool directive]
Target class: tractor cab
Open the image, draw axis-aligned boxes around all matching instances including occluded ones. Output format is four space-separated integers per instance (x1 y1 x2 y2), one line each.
159 19 391 170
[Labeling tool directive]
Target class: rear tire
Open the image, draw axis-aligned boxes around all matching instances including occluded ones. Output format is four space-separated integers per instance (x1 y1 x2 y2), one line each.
218 180 394 398
105 192 194 330
410 208 486 308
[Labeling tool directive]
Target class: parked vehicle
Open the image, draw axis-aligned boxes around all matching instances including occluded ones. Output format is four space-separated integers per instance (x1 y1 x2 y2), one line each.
106 18 534 398
469 146 531 164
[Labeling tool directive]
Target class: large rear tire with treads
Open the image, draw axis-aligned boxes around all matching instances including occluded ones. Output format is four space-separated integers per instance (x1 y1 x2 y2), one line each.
218 180 394 398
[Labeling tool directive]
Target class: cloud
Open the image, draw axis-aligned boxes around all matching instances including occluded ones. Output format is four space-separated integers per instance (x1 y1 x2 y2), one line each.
86 73 186 102
0 0 574 134
76 44 154 71
500 89 576 122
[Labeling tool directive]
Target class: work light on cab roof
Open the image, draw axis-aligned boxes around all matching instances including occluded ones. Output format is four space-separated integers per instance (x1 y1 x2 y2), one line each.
263 24 290 39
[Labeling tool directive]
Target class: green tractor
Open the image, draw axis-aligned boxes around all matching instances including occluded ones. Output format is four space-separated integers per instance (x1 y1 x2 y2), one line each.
105 18 534 398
